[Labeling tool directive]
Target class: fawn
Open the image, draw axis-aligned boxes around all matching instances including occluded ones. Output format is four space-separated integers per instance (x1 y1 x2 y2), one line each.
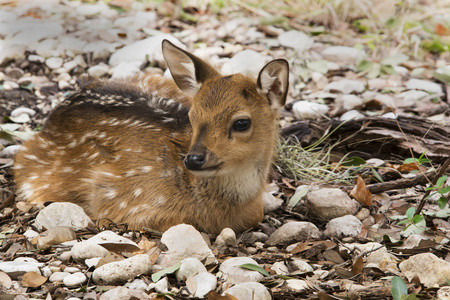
14 40 289 234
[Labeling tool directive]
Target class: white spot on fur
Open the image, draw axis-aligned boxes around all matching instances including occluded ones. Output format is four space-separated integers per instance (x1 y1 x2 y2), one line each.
19 182 34 199
155 196 165 206
141 166 152 173
125 170 136 177
133 188 142 197
24 154 38 161
105 189 116 199
62 167 73 173
119 201 127 209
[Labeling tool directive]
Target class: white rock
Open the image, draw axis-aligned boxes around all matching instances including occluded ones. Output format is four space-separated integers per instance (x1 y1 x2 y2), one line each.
49 271 70 282
289 259 314 273
406 79 443 94
56 37 87 55
41 266 52 278
35 39 59 57
292 101 329 120
324 79 365 94
335 94 364 111
113 11 157 31
355 208 371 221
93 254 152 285
14 257 41 264
278 30 314 51
437 286 450 300
76 3 110 16
221 49 266 77
0 43 26 65
110 61 141 79
37 226 77 249
87 230 138 248
306 188 359 221
271 262 288 275
154 277 169 293
85 257 102 268
224 282 271 300
215 228 237 247
28 55 45 63
23 229 38 240
35 202 93 231
0 261 41 279
365 246 399 274
11 22 64 45
160 224 216 265
60 251 72 262
1 145 23 158
321 46 366 65
266 222 321 245
193 272 217 298
219 257 264 285
340 110 365 121
88 63 109 78
0 11 16 23
63 60 78 72
71 241 108 263
83 41 119 60
176 258 207 281
45 57 64 69
109 34 184 67
324 215 362 238
99 287 132 300
399 253 450 288
263 192 283 214
286 279 308 292
64 267 80 273
125 279 148 291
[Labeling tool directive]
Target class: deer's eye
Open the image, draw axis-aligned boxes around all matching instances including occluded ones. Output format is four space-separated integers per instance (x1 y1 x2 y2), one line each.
233 119 251 132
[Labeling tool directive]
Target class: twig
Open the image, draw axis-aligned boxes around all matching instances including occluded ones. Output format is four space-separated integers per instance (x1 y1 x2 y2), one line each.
415 158 450 215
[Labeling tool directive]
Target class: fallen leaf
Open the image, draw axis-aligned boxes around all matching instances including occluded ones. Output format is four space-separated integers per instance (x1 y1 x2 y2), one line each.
21 271 47 287
350 176 373 206
186 276 197 294
396 162 420 173
98 242 140 253
151 260 181 283
351 256 364 274
138 240 156 252
239 263 270 277
207 291 239 300
96 252 124 268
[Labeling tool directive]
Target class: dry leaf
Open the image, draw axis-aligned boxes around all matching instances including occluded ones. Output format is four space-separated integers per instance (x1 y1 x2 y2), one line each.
138 240 156 252
98 242 140 253
396 162 420 173
21 271 47 287
350 176 373 206
96 252 124 268
351 256 364 274
207 291 239 300
186 276 197 294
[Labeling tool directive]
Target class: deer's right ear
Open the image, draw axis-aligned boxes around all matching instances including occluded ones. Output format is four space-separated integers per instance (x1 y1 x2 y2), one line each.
162 40 219 97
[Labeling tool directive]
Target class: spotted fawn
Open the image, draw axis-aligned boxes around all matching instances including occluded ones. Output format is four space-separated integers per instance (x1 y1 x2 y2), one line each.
13 40 289 234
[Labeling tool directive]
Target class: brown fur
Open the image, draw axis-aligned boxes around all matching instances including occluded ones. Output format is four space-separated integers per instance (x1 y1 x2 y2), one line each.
13 41 289 235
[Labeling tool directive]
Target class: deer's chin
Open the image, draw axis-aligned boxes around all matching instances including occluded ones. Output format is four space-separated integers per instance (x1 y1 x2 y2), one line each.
188 163 223 177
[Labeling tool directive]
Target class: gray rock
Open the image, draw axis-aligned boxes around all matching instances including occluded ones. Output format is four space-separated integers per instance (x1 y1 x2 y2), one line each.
292 101 330 120
41 266 52 278
306 188 359 221
263 192 283 214
92 254 152 285
45 57 64 69
437 286 450 300
0 261 41 279
215 228 237 247
160 224 216 265
399 253 450 288
278 30 313 51
324 79 365 94
37 226 77 249
286 279 308 292
266 222 320 245
321 46 366 65
219 257 264 285
63 272 87 287
125 279 148 291
355 208 371 221
49 271 70 282
176 258 207 281
224 282 271 300
406 79 443 94
365 246 399 274
193 272 217 298
99 286 148 300
271 262 288 275
323 215 362 238
289 259 314 273
35 202 93 231
5 67 24 79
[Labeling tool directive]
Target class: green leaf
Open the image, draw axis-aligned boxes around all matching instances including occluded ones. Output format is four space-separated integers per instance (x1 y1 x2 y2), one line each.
259 15 289 26
436 175 448 188
151 260 182 282
306 60 328 74
239 263 270 277
381 53 408 66
403 158 418 164
342 156 366 167
433 66 450 83
288 185 309 208
438 186 450 194
436 209 450 218
391 276 408 300
357 60 373 72
412 215 424 224
405 207 415 220
438 197 447 209
422 39 449 54
371 168 384 183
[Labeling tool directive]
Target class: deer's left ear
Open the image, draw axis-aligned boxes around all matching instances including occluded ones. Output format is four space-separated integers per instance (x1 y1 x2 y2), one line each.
257 59 289 110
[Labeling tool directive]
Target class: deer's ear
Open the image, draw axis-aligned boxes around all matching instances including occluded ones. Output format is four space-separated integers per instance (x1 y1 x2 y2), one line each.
162 40 220 97
257 59 289 110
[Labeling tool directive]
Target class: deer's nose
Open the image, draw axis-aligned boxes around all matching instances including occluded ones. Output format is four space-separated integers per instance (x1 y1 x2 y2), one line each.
184 154 206 170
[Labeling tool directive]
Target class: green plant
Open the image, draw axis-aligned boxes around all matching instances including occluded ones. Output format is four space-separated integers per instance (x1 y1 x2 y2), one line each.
403 152 432 165
395 207 427 237
391 276 419 300
425 175 450 209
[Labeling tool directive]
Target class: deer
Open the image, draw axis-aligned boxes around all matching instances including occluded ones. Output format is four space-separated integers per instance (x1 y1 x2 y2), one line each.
13 40 289 235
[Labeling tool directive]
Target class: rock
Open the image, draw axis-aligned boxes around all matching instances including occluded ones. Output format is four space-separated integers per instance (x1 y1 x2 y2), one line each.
399 253 450 287
125 279 148 291
88 63 109 78
37 226 77 249
63 272 87 287
0 43 26 65
76 2 111 16
271 262 288 275
45 57 64 69
289 259 314 273
437 286 450 300
355 208 371 221
266 221 320 245
224 282 271 300
10 21 64 46
5 67 24 79
109 34 184 67
110 61 141 79
60 251 72 262
28 54 45 63
340 110 365 121
219 257 264 284
92 254 152 285
286 279 308 292
192 272 217 298
17 77 32 86
400 234 429 249
160 224 216 265
324 79 365 94
35 202 94 231
215 228 237 247
41 266 52 278
292 101 330 120
175 258 207 281
365 247 399 274
278 30 313 51
335 94 364 111
87 230 139 249
306 188 359 221
99 286 148 300
321 46 366 65
263 192 283 214
35 39 59 58
65 267 80 273
0 145 23 158
85 257 101 268
71 241 109 263
0 261 41 279
49 272 70 282
406 79 443 94
323 215 362 238
154 277 169 293
221 49 266 77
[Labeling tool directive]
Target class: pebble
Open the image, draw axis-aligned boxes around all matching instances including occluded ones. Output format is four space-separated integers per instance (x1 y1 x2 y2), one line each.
406 79 443 94
63 272 87 287
278 30 314 51
324 79 365 94
321 46 366 65
340 110 365 121
292 101 330 120
64 267 81 273
221 49 266 77
365 246 399 274
125 279 148 291
355 208 371 221
99 286 149 300
271 262 288 275
262 192 283 214
0 145 24 158
192 272 217 298
41 266 52 278
37 226 77 249
154 277 169 293
399 253 450 288
92 254 152 285
215 228 237 247
45 57 64 69
323 215 363 238
335 94 364 111
266 221 321 245
224 282 271 300
110 61 142 79
87 230 139 249
219 257 264 284
0 261 41 279
306 188 359 221
17 77 32 86
286 279 309 292
289 259 314 273
5 67 24 79
88 63 109 78
437 286 450 300
49 271 70 282
71 241 109 263
175 258 207 281
34 202 94 231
